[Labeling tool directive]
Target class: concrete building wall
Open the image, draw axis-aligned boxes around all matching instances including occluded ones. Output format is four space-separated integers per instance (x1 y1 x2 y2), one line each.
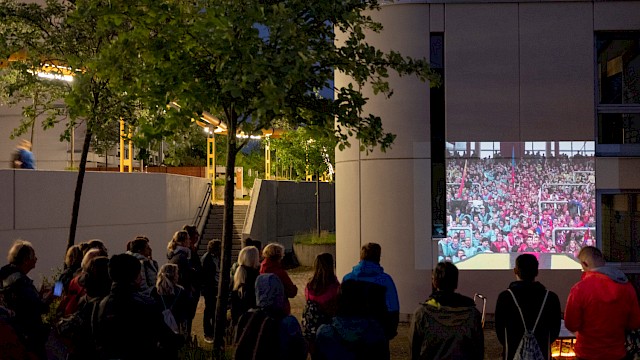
0 170 210 285
335 1 638 315
244 180 335 250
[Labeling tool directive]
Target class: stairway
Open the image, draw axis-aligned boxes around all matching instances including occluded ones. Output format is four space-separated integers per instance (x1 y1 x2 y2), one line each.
198 204 248 262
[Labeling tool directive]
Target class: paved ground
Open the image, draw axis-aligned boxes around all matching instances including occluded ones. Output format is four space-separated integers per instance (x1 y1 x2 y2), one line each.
191 266 504 359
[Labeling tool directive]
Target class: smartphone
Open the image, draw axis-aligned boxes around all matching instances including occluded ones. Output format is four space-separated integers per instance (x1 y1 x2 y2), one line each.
53 281 63 297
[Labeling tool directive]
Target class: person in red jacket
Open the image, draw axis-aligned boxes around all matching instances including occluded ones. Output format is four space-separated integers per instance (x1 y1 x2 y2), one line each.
565 246 640 360
259 243 297 315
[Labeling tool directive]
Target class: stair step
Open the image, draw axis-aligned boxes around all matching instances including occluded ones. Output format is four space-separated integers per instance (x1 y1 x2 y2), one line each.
197 205 247 259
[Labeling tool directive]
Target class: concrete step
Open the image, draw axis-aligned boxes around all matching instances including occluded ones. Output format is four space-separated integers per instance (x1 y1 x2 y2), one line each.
197 205 248 260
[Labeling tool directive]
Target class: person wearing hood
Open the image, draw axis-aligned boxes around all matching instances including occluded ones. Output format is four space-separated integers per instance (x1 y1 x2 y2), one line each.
410 261 484 360
564 246 640 360
495 254 560 360
234 273 307 360
314 279 389 360
342 242 400 339
127 236 159 296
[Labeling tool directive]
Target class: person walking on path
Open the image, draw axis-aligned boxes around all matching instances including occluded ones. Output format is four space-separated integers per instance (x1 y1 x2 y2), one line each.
13 139 35 169
495 253 561 360
565 246 640 360
342 242 400 339
410 261 484 360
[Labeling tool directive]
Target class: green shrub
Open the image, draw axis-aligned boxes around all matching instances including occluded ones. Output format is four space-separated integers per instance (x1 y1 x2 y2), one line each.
294 232 336 245
214 178 225 187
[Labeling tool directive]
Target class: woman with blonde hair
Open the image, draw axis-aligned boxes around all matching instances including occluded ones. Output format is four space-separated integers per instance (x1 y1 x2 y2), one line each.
230 246 260 325
59 248 107 317
166 230 197 335
152 263 191 356
57 245 83 292
259 243 298 315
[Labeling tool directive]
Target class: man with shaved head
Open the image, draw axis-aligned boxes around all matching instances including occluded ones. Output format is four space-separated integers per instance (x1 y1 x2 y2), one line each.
565 246 640 360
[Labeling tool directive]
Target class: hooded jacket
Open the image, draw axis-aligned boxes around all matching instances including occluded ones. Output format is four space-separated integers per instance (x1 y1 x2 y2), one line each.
342 260 400 339
127 251 158 296
410 291 484 360
234 274 306 360
314 316 389 360
495 281 561 360
565 267 640 360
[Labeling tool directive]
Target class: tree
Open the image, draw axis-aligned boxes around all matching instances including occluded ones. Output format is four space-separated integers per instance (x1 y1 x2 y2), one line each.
0 0 146 250
273 126 336 235
272 126 336 182
31 0 440 354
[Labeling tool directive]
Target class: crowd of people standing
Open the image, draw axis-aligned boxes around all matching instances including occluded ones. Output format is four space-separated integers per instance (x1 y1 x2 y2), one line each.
2 228 640 360
443 153 596 263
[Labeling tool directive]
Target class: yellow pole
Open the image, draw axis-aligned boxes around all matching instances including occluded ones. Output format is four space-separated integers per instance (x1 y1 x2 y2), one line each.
265 137 271 180
207 132 215 203
119 119 133 172
126 125 133 173
119 120 125 172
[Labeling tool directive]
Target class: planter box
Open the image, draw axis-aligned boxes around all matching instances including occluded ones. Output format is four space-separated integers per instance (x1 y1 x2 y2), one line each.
293 243 336 267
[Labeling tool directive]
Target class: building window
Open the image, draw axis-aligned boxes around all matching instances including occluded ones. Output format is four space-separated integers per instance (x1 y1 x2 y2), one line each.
599 192 640 268
596 32 640 156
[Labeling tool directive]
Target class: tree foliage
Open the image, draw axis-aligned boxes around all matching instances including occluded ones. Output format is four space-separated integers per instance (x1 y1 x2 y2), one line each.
272 126 336 181
2 0 440 354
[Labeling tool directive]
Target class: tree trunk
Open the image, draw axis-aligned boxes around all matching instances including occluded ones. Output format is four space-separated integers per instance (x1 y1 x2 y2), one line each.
67 126 92 250
213 115 238 357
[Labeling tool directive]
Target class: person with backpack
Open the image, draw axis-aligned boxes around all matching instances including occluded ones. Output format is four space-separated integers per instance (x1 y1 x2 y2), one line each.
151 263 191 358
234 273 307 360
495 254 561 360
409 261 484 360
302 253 340 355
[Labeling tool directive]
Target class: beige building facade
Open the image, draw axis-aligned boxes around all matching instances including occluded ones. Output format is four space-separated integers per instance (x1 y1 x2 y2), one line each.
335 0 640 315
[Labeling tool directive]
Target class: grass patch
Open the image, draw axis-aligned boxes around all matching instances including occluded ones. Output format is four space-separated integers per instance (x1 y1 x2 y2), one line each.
294 231 336 245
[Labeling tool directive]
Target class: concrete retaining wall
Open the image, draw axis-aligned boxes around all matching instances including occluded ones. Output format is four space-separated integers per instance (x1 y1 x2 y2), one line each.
0 169 210 285
244 180 335 251
293 243 337 267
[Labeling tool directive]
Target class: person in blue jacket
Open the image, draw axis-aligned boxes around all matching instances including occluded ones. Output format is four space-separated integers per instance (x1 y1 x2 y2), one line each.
342 242 399 339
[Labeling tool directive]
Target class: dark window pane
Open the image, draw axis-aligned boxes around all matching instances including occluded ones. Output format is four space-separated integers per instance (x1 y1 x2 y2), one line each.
600 193 640 263
596 32 640 105
598 113 640 144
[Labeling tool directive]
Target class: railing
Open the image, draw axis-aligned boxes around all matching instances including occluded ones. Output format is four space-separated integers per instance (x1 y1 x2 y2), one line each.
193 182 212 234
552 227 596 246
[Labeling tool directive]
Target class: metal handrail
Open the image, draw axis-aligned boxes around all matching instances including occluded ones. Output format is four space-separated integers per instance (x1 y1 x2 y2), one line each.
193 182 212 231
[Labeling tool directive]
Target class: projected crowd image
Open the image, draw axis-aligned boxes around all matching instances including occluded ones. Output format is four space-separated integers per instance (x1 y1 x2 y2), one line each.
441 142 595 265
